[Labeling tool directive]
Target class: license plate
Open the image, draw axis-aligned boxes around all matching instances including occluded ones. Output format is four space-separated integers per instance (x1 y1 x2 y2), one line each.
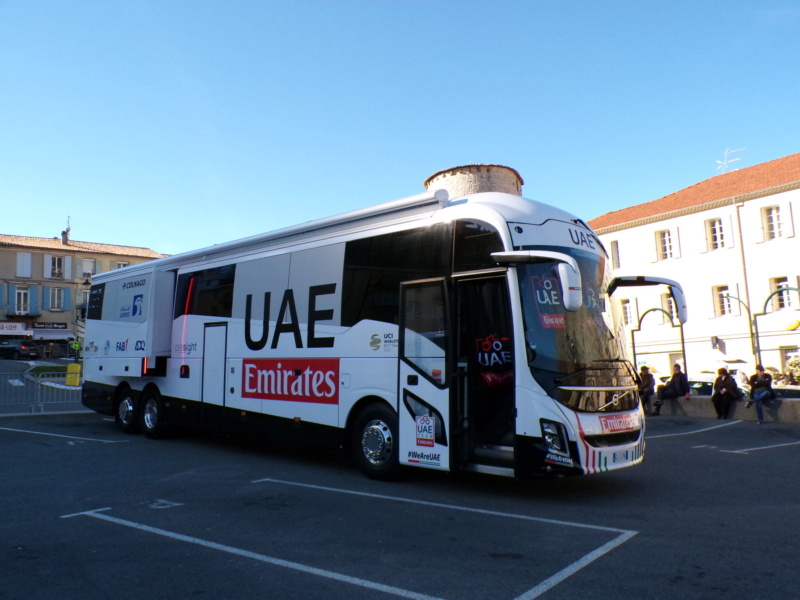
613 451 630 463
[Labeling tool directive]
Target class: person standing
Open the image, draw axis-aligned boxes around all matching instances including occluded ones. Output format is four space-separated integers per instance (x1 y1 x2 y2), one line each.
711 367 738 419
637 366 656 415
653 363 690 415
746 365 773 425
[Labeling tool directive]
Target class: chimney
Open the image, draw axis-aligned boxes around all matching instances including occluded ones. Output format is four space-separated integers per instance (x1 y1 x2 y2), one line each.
423 164 523 198
61 227 70 245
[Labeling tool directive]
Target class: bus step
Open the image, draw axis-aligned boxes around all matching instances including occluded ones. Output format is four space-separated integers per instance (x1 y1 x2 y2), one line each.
473 444 514 462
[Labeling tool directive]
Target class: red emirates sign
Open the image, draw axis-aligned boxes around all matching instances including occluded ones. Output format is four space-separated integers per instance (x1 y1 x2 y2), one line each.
242 358 339 404
598 414 635 433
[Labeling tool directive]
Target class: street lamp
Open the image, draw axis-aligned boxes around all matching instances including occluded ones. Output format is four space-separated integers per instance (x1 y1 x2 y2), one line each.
751 287 800 367
630 307 687 374
722 294 756 362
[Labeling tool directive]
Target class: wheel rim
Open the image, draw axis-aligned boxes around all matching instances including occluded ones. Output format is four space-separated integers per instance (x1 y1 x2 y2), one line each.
143 397 159 431
118 397 135 426
361 419 394 466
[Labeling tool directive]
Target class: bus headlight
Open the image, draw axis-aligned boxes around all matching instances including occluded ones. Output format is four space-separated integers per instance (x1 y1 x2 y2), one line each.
541 420 569 456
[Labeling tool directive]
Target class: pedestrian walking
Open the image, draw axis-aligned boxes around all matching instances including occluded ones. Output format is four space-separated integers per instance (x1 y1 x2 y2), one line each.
746 365 773 425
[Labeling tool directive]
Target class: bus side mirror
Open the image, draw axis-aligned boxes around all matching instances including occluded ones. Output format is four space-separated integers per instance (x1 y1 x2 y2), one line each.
558 262 582 312
669 285 688 324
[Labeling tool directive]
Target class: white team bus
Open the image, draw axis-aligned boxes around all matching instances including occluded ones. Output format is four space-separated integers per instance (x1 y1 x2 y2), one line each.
81 181 686 480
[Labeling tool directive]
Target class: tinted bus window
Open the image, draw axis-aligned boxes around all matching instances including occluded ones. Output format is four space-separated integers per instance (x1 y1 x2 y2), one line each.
453 220 504 272
342 223 452 326
175 265 236 318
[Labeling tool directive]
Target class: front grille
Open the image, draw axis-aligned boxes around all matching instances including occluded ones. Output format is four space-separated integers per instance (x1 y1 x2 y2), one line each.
584 430 641 448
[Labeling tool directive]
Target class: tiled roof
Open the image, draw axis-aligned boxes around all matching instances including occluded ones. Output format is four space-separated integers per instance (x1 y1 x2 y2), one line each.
588 152 800 231
0 234 166 259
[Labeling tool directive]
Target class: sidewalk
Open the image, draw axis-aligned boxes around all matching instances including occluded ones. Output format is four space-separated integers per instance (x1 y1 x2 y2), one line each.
647 395 800 424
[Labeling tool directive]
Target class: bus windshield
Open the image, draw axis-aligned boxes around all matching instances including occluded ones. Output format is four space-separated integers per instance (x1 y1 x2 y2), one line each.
517 247 636 410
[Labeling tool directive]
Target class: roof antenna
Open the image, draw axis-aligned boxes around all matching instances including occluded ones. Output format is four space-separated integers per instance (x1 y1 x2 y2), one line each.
716 148 746 172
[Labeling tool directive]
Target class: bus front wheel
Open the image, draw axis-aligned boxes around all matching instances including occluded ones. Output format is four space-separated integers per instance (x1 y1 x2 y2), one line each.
351 403 401 480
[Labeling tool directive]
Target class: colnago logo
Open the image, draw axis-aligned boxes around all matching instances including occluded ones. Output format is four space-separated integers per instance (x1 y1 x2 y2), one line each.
242 358 339 404
122 280 147 289
598 414 635 433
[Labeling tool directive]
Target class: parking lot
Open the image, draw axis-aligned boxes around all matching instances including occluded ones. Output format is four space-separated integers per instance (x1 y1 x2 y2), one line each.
1 412 799 600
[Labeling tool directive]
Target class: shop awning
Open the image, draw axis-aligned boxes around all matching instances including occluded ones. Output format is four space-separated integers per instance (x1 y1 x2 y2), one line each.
29 330 75 340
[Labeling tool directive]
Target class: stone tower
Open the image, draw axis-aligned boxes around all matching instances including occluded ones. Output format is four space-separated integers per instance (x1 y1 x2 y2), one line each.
423 164 523 198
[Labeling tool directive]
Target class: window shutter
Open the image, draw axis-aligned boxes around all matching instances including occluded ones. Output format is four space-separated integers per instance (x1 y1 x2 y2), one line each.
43 254 53 278
16 252 32 277
30 286 39 315
64 288 72 311
43 286 51 311
95 260 103 274
786 203 796 238
0 284 4 309
673 228 682 259
109 261 117 270
64 256 73 279
8 285 16 311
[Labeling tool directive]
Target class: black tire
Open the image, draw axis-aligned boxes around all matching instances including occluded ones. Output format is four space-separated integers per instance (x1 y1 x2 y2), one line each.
141 387 169 439
351 403 401 480
114 388 140 434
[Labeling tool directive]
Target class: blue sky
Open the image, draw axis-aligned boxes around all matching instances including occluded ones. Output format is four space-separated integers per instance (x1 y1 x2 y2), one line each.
2 1 799 255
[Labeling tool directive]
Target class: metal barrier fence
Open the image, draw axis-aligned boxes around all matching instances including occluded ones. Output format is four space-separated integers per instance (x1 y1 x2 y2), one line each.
0 369 87 415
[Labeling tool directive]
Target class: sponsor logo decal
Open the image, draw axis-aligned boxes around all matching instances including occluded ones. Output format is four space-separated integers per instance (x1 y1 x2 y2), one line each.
174 342 198 355
598 414 635 433
122 280 147 289
545 452 573 466
242 358 339 404
407 450 441 465
415 416 435 447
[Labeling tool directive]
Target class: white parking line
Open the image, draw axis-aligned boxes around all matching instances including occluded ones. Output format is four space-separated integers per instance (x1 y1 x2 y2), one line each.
647 420 741 438
61 507 445 600
253 478 638 600
0 426 126 444
720 441 800 454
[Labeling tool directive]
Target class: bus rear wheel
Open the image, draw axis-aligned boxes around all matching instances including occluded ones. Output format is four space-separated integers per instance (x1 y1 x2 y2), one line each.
351 403 401 480
115 388 140 434
141 388 168 439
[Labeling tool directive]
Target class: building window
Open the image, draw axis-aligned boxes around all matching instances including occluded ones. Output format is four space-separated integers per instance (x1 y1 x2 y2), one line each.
82 259 96 276
771 277 792 310
610 241 620 269
15 287 30 314
51 256 65 279
714 285 732 316
50 287 65 311
763 206 782 240
706 218 726 250
661 293 677 323
656 230 673 260
621 299 633 325
115 261 130 269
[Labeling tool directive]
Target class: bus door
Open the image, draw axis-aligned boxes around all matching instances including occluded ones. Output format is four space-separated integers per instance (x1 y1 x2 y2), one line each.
201 323 228 430
398 279 452 472
455 275 515 469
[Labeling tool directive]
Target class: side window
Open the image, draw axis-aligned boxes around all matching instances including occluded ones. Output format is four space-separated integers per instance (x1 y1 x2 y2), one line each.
175 265 236 318
453 220 504 272
342 223 452 326
401 280 447 385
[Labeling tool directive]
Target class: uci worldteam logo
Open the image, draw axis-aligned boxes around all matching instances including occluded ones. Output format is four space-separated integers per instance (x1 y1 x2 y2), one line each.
132 295 144 317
